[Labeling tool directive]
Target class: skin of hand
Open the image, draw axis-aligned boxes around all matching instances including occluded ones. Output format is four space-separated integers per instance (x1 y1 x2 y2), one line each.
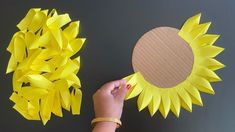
92 79 131 132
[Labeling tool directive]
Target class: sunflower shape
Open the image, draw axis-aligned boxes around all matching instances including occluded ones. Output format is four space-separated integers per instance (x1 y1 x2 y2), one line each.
124 13 224 118
6 8 85 125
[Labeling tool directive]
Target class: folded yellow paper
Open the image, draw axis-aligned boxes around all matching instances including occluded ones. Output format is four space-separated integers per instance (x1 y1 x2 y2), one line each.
6 8 85 125
124 13 224 118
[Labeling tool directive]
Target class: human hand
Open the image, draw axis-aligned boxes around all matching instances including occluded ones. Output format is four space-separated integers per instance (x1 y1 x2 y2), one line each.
93 79 131 119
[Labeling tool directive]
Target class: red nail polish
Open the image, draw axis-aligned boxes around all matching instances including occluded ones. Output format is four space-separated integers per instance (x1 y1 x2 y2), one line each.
127 84 131 90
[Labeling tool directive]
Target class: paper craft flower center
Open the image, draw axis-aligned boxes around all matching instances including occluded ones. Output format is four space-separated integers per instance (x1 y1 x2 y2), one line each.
132 27 194 88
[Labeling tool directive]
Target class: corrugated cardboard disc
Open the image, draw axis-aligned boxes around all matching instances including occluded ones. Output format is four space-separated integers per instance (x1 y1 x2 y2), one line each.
132 27 194 88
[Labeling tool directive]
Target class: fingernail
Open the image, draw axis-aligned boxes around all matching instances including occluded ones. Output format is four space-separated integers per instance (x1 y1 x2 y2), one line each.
126 84 131 90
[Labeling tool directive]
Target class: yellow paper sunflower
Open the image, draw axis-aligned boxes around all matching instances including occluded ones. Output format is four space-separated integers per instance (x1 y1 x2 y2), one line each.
6 8 85 125
124 13 224 118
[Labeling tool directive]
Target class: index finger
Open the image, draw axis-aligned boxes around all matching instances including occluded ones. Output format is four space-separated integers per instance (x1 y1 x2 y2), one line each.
101 79 127 93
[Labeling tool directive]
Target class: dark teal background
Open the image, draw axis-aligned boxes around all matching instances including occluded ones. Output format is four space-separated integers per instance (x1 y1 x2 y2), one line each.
0 0 233 131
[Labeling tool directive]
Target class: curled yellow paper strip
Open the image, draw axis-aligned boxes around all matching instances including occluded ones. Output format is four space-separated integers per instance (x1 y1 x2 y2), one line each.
124 13 224 118
6 8 85 125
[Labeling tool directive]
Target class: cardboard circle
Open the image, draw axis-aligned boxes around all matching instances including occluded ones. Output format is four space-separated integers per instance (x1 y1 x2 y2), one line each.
132 27 194 88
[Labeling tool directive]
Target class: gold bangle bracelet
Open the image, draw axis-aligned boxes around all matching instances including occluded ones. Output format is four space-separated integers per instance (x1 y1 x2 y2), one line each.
91 117 122 128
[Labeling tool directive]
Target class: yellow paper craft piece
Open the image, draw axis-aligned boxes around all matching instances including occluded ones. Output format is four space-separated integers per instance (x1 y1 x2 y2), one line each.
6 8 85 125
124 13 224 118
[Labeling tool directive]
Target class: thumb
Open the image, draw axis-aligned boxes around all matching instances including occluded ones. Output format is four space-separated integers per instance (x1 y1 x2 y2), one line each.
116 84 131 101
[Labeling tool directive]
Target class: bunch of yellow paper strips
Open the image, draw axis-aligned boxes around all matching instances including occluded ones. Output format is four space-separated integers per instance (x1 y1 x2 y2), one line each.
6 8 85 125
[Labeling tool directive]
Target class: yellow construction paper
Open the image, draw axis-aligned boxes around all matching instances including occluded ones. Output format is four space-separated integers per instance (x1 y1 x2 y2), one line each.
6 8 85 125
124 13 224 118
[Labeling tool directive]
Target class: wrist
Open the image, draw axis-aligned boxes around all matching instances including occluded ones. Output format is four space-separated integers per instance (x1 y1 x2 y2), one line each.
91 117 122 130
93 122 117 131
95 121 117 128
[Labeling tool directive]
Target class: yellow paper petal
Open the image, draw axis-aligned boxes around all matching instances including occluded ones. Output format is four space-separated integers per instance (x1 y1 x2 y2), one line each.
27 74 54 89
20 87 48 100
73 56 80 67
13 105 40 120
195 34 220 46
14 36 26 62
7 32 25 53
185 85 203 106
52 91 63 117
137 88 153 111
28 102 36 116
25 32 36 47
40 90 55 125
71 89 82 115
47 13 71 28
159 92 171 118
63 21 80 40
189 75 215 94
10 93 41 120
169 90 181 117
12 70 23 92
29 31 51 49
6 55 17 74
180 13 201 34
190 22 211 40
69 38 86 56
197 45 224 58
66 73 81 87
49 59 79 80
17 8 41 30
177 88 192 112
194 66 221 82
55 80 71 110
123 73 138 87
148 91 161 116
125 73 144 100
30 62 52 73
199 58 225 71
28 11 47 32
28 100 40 118
126 83 143 100
50 28 63 49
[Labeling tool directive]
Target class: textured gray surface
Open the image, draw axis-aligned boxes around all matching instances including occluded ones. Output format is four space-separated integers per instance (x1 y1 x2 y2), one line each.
0 0 234 131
